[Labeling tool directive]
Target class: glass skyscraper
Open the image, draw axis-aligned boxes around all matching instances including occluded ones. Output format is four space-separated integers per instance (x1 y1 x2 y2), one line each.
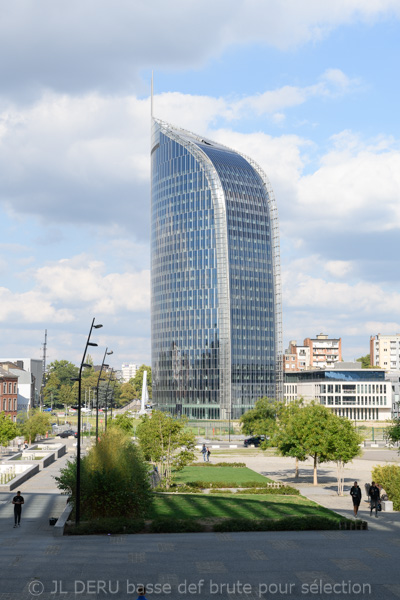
151 118 282 419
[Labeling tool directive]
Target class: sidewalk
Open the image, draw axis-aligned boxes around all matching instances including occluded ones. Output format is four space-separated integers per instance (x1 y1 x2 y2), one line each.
0 439 72 538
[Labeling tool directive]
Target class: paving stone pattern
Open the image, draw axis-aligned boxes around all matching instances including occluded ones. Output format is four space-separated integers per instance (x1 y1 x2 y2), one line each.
0 441 400 598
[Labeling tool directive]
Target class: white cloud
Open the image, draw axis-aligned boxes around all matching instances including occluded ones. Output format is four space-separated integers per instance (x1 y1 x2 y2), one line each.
35 256 150 314
0 1 398 99
324 260 353 278
295 132 400 233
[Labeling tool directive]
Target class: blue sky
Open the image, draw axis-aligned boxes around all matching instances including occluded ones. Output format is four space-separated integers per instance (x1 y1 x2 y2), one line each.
1 1 400 368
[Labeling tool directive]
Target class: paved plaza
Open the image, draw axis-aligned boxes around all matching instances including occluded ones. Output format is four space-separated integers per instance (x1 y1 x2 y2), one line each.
1 441 400 599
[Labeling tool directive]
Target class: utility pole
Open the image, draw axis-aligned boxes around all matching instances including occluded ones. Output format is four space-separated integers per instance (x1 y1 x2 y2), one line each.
40 329 47 409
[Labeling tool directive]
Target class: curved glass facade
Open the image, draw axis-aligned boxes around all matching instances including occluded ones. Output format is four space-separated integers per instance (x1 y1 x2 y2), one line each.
151 119 280 419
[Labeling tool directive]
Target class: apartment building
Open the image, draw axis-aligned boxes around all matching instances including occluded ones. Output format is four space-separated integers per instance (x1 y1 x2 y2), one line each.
303 333 342 369
283 341 311 372
370 334 400 370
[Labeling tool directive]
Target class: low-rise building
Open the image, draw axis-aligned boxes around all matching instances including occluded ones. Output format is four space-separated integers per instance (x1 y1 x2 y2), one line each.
0 358 42 407
0 365 18 421
284 340 311 372
285 362 391 421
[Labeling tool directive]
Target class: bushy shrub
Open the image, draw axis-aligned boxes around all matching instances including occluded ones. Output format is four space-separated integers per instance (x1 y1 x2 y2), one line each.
184 480 272 489
213 516 343 533
149 518 205 533
209 489 233 494
56 429 153 520
66 518 145 535
371 464 400 510
235 486 300 495
190 462 246 468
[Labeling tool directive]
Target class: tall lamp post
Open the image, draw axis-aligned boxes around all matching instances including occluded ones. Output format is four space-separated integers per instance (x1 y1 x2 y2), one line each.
109 377 118 422
95 348 113 442
104 368 114 431
76 318 103 525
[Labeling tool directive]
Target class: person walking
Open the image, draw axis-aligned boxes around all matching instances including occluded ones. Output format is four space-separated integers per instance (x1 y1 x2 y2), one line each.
349 481 362 517
369 481 380 518
12 491 24 528
201 444 207 462
206 447 211 462
136 585 148 599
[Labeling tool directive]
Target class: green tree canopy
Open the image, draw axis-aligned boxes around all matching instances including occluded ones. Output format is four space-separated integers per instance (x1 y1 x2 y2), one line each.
118 382 137 405
274 399 307 477
356 354 374 368
0 412 19 447
326 416 363 495
136 411 195 489
275 401 362 487
109 413 135 434
240 397 280 442
20 410 52 444
43 360 78 405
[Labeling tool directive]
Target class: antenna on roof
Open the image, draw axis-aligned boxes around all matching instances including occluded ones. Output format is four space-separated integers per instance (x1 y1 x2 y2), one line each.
151 70 154 118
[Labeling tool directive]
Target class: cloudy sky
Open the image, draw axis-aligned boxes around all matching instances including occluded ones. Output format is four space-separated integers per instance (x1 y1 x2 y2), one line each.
1 0 400 369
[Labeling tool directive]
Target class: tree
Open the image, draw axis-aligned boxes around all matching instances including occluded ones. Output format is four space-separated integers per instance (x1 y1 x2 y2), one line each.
58 384 75 411
20 411 52 444
240 397 280 442
136 411 195 489
118 382 137 405
326 416 363 495
356 354 374 369
109 413 135 434
43 360 78 406
274 400 307 478
384 419 400 448
0 412 19 449
131 365 152 399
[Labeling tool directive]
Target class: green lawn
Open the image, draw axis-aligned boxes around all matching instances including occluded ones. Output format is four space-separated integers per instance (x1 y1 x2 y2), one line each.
174 465 272 485
150 493 341 522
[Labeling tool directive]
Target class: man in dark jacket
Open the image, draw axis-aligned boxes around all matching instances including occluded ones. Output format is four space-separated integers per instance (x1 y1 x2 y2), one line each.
350 481 362 517
369 481 380 517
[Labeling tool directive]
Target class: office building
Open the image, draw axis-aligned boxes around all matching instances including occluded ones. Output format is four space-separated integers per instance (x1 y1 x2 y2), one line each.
151 118 282 419
370 333 400 370
285 363 391 421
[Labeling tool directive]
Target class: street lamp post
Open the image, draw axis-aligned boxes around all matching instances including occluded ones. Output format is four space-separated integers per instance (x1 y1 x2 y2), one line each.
104 368 114 431
95 348 113 442
109 377 118 422
76 318 103 525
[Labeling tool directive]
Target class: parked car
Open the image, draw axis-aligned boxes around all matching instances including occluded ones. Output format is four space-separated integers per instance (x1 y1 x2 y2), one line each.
57 429 76 438
243 435 267 448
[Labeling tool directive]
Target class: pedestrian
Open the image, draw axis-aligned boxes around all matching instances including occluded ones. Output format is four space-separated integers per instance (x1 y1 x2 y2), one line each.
364 482 371 504
136 585 148 600
12 490 24 528
201 443 207 462
349 481 362 517
378 484 388 501
206 447 211 462
369 481 380 517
